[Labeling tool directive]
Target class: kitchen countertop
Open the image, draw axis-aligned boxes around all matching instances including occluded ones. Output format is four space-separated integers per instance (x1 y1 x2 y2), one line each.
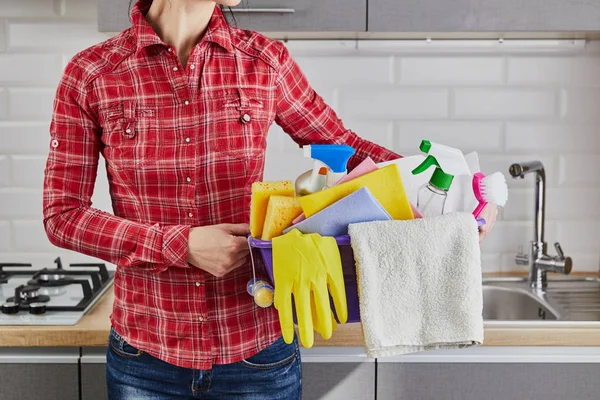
3 284 600 347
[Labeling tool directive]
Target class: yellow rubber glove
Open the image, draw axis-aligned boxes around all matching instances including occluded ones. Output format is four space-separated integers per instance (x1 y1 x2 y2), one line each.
272 229 347 348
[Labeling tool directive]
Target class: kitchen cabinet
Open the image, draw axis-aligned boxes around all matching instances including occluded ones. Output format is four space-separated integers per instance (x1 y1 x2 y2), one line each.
377 347 600 400
0 347 79 400
98 0 367 33
81 347 107 400
368 0 600 32
301 347 375 400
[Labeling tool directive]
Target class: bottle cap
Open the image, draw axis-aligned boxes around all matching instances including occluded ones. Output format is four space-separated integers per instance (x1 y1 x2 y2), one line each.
420 140 432 153
429 168 453 191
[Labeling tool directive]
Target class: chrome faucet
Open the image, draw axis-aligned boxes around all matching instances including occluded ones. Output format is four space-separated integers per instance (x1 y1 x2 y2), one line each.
509 161 572 290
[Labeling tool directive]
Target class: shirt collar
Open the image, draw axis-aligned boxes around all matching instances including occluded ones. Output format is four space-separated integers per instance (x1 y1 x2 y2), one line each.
130 1 234 54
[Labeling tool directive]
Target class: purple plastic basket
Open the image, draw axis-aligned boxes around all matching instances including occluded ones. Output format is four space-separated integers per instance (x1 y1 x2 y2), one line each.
248 235 361 323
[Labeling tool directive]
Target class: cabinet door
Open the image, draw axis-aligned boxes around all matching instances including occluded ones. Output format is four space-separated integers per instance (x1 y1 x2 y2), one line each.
377 363 600 400
98 0 367 33
0 348 79 400
81 347 108 400
301 348 375 400
368 0 600 32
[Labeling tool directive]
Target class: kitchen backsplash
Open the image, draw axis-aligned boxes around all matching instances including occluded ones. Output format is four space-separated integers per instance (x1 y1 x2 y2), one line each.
0 0 599 273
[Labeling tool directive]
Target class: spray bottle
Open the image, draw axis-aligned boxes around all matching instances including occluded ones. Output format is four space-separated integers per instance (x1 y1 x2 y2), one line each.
295 144 356 196
411 140 471 217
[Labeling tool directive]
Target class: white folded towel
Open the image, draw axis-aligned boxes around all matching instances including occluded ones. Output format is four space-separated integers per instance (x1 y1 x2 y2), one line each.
348 212 483 358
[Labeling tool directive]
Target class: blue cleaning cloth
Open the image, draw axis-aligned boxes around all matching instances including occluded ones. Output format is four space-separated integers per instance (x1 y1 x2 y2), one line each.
284 187 392 237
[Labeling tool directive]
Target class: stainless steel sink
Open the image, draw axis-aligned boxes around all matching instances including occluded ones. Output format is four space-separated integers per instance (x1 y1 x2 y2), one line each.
483 285 559 321
482 276 600 322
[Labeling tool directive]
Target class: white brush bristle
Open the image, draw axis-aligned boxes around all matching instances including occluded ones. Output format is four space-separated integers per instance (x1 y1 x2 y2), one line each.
481 172 508 207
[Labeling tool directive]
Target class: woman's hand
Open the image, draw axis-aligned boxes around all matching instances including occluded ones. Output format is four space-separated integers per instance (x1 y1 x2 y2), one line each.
478 204 498 242
187 224 250 277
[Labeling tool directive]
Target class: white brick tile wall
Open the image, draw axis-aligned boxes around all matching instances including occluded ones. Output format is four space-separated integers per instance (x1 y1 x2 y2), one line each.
560 155 600 186
339 88 448 119
8 22 108 51
480 221 558 254
296 56 394 86
0 189 43 219
0 123 51 154
454 89 558 119
0 22 6 52
10 155 46 188
399 57 504 85
7 88 55 121
505 123 600 153
0 89 7 120
0 54 63 86
344 120 394 150
11 220 54 252
0 155 9 186
560 89 600 122
396 121 503 154
557 221 600 253
0 0 598 274
0 221 9 252
508 57 600 87
479 154 560 188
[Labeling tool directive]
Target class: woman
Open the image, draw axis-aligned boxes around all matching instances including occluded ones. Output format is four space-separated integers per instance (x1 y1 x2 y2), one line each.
43 0 497 398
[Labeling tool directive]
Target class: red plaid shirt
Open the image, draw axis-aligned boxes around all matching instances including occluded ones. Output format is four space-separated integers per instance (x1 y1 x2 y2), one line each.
43 0 399 369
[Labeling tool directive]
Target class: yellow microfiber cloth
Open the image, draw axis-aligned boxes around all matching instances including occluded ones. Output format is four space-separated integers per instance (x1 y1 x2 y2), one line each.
250 180 294 238
298 164 414 220
261 196 303 240
273 229 347 348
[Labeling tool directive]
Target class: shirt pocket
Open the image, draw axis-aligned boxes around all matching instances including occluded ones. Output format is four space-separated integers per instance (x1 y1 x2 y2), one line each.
100 101 160 171
208 89 271 157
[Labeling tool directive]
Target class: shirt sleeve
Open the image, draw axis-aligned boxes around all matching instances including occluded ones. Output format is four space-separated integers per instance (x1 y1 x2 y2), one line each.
43 60 190 273
274 45 401 170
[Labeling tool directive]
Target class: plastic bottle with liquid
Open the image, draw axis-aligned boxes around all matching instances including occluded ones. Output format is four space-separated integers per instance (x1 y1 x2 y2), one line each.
412 140 468 217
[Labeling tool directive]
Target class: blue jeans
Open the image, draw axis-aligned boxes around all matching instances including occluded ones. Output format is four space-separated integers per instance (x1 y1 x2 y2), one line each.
106 327 302 399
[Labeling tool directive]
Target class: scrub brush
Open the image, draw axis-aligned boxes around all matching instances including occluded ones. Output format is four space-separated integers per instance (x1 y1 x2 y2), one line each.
472 171 508 218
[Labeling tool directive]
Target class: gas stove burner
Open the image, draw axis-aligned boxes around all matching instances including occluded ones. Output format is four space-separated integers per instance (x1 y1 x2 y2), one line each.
7 285 50 306
38 286 68 297
28 272 74 287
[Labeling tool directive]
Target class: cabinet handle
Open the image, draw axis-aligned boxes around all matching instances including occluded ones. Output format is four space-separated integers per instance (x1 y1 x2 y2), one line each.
230 8 295 14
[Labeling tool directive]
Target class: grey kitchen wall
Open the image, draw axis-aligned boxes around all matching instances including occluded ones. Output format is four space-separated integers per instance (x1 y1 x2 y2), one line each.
0 0 599 273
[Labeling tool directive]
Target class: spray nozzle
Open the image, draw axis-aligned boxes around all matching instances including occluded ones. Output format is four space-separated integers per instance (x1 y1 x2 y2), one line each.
412 140 459 191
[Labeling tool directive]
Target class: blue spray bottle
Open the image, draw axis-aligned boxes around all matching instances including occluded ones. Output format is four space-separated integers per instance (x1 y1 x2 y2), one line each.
295 144 356 195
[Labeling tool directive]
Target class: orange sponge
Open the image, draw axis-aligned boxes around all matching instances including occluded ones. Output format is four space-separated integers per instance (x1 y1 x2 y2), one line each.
250 181 295 238
262 196 303 240
298 164 414 221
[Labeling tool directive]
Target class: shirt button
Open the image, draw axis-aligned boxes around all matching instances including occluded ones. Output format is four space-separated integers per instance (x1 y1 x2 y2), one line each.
185 138 191 143
51 139 59 148
188 212 193 218
125 129 131 134
173 67 178 72
195 282 200 287
184 100 189 105
240 113 251 123
186 177 192 182
198 316 204 322
190 64 195 70
167 47 173 52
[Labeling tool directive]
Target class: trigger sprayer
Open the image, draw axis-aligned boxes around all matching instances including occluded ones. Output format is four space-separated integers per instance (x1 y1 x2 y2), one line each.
295 144 356 195
411 140 471 217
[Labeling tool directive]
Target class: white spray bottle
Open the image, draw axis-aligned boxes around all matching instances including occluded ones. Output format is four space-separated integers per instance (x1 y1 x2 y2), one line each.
411 140 471 217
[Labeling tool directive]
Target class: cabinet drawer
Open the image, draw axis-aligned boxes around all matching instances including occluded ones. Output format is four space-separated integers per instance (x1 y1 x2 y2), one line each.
368 0 600 32
226 0 366 32
98 0 367 33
